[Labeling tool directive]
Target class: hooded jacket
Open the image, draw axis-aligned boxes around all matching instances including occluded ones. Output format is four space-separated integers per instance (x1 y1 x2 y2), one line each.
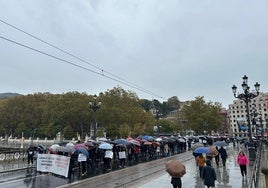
237 154 249 165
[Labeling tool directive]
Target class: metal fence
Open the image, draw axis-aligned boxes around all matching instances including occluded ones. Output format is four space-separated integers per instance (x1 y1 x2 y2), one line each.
0 149 27 162
0 138 74 163
248 142 263 188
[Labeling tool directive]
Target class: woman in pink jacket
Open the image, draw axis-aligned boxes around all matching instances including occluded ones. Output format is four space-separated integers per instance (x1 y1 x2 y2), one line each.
237 151 249 177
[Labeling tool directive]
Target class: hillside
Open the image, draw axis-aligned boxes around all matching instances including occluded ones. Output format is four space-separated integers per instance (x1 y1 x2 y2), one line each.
0 93 21 99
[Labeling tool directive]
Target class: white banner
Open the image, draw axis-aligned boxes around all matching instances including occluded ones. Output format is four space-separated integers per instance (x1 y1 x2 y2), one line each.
78 153 87 162
37 154 70 177
118 151 126 159
105 150 113 159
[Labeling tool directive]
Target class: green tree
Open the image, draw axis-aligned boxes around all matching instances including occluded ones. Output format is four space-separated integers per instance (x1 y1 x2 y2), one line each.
180 96 222 135
98 87 154 139
166 96 181 111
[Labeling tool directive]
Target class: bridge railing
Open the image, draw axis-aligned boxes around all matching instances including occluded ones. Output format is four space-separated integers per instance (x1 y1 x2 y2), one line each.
248 141 263 188
0 149 27 162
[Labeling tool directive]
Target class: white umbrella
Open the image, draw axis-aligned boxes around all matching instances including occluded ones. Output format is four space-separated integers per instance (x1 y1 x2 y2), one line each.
99 143 113 150
50 144 60 151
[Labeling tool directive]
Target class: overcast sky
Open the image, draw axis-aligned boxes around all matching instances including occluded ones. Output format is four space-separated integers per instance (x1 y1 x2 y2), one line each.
1 1 268 108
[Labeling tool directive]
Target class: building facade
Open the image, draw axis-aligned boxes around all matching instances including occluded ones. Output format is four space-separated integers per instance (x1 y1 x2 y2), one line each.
228 92 268 139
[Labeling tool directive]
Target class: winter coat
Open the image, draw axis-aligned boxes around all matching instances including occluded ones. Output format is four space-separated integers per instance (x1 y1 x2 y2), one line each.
237 155 249 165
218 147 227 159
202 160 216 187
196 156 206 167
171 177 181 186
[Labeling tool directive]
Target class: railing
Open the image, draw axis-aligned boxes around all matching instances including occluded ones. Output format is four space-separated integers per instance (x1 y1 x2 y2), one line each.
248 142 263 188
0 149 27 162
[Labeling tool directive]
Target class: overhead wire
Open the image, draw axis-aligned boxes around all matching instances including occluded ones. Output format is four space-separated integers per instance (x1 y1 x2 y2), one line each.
0 35 165 99
0 18 166 100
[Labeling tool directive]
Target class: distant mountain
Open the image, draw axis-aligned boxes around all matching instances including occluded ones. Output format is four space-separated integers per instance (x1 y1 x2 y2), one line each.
0 93 22 99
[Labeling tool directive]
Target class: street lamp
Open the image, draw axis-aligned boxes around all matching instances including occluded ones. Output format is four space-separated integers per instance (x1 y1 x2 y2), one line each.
89 94 101 139
232 75 260 160
232 75 260 144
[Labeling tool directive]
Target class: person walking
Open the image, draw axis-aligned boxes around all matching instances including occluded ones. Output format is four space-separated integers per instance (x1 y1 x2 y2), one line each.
170 176 181 188
237 151 249 177
196 154 206 177
202 159 216 188
218 146 228 166
214 146 220 167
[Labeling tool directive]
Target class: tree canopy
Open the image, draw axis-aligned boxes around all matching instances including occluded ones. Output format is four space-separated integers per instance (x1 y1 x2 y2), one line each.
0 89 224 140
179 96 222 135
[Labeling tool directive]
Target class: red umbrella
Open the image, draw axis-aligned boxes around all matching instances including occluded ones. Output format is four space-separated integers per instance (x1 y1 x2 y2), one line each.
85 142 94 147
74 143 86 149
152 142 160 146
129 139 141 146
166 160 186 178
143 141 152 145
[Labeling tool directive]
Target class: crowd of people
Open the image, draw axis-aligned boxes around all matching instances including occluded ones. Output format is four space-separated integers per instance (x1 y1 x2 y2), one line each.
26 136 189 179
26 136 251 187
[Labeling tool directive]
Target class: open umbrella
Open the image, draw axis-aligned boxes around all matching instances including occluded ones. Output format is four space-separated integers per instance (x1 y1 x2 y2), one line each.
191 143 204 151
56 146 65 152
114 139 132 146
64 145 75 153
140 135 154 141
57 141 69 146
143 141 152 145
193 147 211 154
84 142 94 147
50 144 60 151
212 141 229 147
152 142 160 146
166 160 186 178
37 144 46 151
75 147 89 158
74 143 86 149
177 138 186 143
207 146 219 156
98 143 113 150
66 143 74 147
129 139 141 146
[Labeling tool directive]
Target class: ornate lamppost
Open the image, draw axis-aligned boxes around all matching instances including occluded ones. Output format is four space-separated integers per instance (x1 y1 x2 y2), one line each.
232 75 260 143
89 94 101 139
232 75 260 160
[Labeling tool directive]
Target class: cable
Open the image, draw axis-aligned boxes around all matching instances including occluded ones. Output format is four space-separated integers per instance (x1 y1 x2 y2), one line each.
0 35 165 99
0 19 164 99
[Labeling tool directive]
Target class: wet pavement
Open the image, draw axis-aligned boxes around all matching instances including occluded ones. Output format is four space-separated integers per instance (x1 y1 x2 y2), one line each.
138 145 252 188
0 144 265 188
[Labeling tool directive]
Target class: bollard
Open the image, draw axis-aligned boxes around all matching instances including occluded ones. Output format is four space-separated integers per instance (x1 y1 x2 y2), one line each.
261 168 268 187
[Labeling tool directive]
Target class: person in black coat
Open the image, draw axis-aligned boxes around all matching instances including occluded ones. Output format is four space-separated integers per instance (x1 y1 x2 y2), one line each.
202 159 216 188
27 146 35 166
214 146 220 166
170 176 181 188
218 146 228 166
